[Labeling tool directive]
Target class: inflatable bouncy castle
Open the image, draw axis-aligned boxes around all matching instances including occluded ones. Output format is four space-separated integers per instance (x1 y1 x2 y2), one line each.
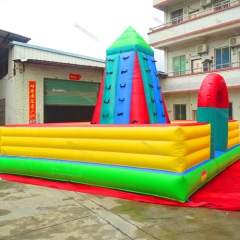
0 26 239 202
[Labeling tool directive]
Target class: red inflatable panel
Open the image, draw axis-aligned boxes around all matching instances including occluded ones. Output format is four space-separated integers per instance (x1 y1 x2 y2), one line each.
198 74 229 108
91 69 106 123
130 53 149 124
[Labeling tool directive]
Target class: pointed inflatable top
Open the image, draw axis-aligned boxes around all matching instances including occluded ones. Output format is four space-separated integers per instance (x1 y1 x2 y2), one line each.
107 26 154 56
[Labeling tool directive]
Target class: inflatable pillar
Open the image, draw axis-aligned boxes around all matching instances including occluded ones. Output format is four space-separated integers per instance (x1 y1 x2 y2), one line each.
197 74 229 158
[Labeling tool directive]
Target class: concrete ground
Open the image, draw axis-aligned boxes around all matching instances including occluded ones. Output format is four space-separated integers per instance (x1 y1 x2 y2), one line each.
0 178 240 240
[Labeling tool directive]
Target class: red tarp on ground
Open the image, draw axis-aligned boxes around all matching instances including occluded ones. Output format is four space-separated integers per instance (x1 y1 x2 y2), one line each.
1 160 240 211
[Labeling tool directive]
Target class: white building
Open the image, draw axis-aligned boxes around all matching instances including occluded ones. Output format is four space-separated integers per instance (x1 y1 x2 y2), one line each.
149 0 240 121
0 29 105 125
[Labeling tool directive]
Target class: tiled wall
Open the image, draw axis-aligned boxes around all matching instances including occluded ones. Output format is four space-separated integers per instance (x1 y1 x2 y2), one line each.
163 87 240 123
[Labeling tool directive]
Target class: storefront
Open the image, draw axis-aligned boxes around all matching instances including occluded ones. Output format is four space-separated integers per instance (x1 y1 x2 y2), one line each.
44 78 100 123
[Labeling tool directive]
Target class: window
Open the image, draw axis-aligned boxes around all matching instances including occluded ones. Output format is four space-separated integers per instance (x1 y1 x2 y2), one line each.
171 9 183 25
213 0 230 11
229 102 233 120
173 56 186 75
174 104 186 120
0 53 8 80
215 47 230 69
0 99 5 126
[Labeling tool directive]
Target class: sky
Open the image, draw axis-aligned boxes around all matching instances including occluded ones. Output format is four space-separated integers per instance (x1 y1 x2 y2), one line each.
0 0 164 70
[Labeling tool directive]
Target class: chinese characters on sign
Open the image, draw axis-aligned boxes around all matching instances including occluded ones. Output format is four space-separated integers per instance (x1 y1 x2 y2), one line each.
29 81 36 124
69 73 81 80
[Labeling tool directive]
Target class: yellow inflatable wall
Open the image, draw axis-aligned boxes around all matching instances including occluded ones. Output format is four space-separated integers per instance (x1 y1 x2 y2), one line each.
0 124 210 173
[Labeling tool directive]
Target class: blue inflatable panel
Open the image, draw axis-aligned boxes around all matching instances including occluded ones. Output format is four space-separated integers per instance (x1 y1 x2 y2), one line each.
147 55 166 124
114 51 135 123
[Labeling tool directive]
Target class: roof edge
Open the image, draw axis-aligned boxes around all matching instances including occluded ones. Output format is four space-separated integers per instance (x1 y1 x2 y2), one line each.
9 41 105 63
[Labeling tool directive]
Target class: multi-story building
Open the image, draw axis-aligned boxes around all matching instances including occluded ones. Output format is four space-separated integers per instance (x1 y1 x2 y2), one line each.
149 0 240 122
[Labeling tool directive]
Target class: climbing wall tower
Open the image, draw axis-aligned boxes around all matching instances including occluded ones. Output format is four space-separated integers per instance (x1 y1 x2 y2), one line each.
92 26 169 124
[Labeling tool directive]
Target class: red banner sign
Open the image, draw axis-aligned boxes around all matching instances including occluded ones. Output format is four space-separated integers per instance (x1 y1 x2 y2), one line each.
69 73 81 80
29 81 36 124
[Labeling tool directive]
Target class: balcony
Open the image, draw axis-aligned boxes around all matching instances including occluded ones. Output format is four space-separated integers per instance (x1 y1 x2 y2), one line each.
167 61 240 76
149 1 240 50
153 0 234 10
160 62 240 93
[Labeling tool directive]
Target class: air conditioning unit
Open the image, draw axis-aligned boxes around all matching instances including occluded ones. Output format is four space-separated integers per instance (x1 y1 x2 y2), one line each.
196 44 208 54
200 0 212 7
229 37 240 47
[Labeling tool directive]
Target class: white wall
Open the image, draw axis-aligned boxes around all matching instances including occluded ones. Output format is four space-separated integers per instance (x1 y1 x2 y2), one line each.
0 49 17 124
229 88 240 121
164 92 198 120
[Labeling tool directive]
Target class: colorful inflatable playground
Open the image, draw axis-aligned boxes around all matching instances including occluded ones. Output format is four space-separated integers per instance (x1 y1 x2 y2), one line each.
0 27 239 202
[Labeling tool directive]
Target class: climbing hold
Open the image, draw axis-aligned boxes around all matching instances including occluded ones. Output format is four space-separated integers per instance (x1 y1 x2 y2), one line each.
104 99 110 104
157 85 161 89
120 83 126 88
131 120 138 124
162 113 165 117
159 99 163 103
117 112 124 116
143 57 148 61
105 85 111 90
107 72 113 75
148 84 154 88
153 112 157 116
108 58 114 62
118 98 125 101
121 70 128 74
146 70 151 73
123 56 129 60
152 60 157 62
102 113 109 118
151 98 156 103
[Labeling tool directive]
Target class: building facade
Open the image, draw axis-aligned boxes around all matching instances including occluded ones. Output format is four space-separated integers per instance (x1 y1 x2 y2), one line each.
0 30 105 125
149 0 240 122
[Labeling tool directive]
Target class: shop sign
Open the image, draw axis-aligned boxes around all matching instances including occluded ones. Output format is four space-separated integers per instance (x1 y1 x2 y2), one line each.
69 73 81 80
29 81 36 124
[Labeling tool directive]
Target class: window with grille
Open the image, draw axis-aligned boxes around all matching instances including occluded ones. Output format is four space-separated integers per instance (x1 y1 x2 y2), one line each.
174 104 186 120
171 9 183 25
213 0 230 11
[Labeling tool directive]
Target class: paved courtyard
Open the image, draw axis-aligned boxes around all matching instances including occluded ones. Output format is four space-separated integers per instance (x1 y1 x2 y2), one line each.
0 178 240 240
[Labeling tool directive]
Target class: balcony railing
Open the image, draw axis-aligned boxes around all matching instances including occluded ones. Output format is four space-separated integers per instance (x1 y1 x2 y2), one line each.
214 0 230 11
150 0 238 32
164 61 240 77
